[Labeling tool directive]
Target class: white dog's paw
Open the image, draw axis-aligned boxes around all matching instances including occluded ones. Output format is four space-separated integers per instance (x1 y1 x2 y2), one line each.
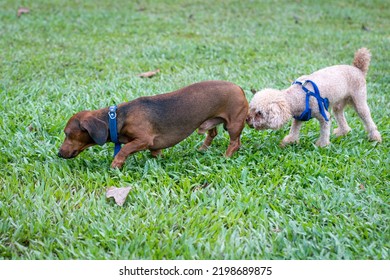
369 130 382 143
280 135 299 147
315 139 330 147
333 127 351 137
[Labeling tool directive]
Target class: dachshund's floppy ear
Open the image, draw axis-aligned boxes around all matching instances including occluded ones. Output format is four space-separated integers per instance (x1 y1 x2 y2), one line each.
80 117 108 146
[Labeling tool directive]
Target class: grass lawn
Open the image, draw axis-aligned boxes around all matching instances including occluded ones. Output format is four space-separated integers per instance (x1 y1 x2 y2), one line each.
0 0 389 259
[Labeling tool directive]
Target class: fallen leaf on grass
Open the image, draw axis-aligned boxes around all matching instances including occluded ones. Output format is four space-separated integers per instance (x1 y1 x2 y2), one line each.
359 184 365 191
17 7 30 17
106 186 132 206
137 69 160 78
361 24 371 32
192 182 210 192
272 227 282 233
27 124 35 132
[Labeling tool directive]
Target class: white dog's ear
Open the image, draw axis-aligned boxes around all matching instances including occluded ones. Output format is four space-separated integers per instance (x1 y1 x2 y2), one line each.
267 100 291 129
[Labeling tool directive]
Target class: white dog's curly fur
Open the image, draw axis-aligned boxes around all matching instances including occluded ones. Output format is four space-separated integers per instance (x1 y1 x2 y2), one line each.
247 48 382 147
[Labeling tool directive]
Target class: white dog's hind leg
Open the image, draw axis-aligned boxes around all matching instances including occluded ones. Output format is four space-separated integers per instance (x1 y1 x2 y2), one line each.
316 115 331 147
333 100 351 137
353 101 382 142
281 119 303 147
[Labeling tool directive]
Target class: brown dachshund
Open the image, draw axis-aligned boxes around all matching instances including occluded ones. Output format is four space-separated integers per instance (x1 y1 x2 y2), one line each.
58 80 249 168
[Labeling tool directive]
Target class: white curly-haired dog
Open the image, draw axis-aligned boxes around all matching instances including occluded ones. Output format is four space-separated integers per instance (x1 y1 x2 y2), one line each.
247 48 382 147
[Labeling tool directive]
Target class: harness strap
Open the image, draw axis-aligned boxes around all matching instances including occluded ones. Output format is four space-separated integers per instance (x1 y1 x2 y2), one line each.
292 80 329 122
108 105 122 157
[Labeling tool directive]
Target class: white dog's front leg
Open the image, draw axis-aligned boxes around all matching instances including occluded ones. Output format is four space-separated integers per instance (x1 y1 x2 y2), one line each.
315 116 331 147
281 119 303 147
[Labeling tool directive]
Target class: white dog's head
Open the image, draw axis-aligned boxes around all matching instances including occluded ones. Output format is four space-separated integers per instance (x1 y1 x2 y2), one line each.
246 89 291 130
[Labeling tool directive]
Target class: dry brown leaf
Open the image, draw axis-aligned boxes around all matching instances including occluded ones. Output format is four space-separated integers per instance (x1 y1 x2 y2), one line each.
272 227 282 233
361 24 371 32
359 184 365 191
137 69 160 78
17 7 30 17
106 186 132 206
192 182 210 192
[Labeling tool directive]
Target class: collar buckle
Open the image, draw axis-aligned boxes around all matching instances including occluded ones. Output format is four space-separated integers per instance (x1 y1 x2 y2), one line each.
108 105 121 157
108 106 117 119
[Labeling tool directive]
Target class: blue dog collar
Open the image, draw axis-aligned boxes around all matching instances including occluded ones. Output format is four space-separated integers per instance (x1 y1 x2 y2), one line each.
108 105 121 157
292 80 329 122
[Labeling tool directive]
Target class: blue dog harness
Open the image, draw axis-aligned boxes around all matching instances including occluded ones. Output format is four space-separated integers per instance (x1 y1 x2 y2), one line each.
108 105 122 157
292 80 329 122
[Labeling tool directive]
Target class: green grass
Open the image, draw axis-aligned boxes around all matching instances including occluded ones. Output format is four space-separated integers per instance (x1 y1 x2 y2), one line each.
0 0 389 259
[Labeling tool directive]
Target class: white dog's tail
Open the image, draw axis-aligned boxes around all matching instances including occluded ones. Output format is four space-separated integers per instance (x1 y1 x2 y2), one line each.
353 48 371 76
